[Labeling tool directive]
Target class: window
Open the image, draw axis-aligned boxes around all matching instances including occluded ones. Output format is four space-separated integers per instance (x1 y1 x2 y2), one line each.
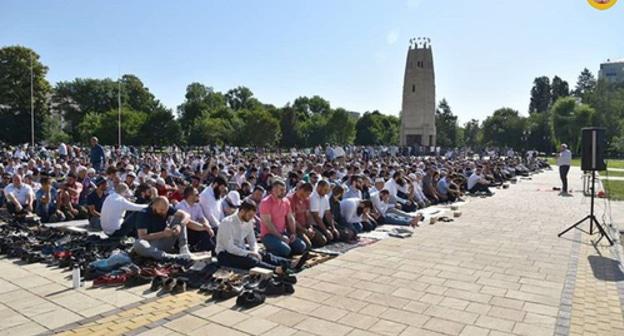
412 85 415 92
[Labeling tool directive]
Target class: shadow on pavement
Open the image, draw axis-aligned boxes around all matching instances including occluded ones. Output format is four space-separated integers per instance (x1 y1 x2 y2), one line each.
588 255 624 282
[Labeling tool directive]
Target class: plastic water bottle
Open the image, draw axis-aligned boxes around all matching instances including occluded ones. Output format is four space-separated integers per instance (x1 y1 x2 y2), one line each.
72 264 81 289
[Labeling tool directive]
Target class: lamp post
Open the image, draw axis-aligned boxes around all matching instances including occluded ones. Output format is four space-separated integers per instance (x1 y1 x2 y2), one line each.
30 53 35 148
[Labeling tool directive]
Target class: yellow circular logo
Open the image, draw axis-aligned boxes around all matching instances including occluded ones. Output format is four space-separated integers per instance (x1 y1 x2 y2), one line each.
588 0 618 10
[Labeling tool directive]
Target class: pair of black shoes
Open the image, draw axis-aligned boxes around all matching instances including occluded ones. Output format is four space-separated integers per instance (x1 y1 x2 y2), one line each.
151 276 187 295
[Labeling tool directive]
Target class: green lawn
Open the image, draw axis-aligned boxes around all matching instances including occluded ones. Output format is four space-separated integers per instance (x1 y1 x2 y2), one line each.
603 180 624 201
545 157 624 171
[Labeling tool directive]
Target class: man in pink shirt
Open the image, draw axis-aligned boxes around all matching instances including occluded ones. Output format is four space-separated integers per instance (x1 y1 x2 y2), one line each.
259 180 307 257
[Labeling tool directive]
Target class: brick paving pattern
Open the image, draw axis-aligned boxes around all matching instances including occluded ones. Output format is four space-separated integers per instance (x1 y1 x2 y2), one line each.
0 167 622 335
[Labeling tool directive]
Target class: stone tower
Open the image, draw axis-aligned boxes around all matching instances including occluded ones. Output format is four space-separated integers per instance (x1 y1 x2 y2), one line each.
399 37 436 147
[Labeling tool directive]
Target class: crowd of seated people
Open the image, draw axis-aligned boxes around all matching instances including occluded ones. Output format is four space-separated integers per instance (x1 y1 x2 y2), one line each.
0 139 549 270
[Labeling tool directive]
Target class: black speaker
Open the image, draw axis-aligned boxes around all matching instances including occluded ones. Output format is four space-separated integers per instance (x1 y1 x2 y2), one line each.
581 127 607 171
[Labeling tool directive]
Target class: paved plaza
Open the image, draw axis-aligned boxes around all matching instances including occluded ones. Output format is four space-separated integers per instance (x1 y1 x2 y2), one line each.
1 167 623 336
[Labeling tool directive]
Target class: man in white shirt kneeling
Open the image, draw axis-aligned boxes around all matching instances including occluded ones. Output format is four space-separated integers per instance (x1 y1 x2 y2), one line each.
216 200 301 271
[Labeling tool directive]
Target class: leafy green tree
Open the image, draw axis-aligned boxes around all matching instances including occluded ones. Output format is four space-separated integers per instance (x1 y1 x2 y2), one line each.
0 46 52 144
325 108 356 144
238 109 280 147
574 68 597 99
462 119 481 148
177 83 228 129
529 76 552 114
226 86 260 110
435 99 459 148
279 106 304 147
293 96 331 117
302 114 328 147
551 97 597 152
551 76 570 103
140 108 182 145
355 111 399 145
525 112 554 153
78 108 148 145
53 74 163 141
77 112 103 142
188 116 235 146
482 108 526 148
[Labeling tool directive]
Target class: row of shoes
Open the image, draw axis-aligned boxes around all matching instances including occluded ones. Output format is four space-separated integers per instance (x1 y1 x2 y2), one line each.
197 272 297 309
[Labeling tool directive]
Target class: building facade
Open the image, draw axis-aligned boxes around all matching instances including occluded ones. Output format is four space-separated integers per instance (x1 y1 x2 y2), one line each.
399 38 436 147
599 59 624 84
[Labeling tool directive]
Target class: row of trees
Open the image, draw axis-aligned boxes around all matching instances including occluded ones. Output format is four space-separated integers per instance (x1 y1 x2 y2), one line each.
0 46 395 148
434 70 624 154
1 45 623 153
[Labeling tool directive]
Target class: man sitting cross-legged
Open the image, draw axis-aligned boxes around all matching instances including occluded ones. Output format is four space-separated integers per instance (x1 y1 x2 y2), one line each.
175 186 216 253
259 180 308 258
217 200 294 271
4 174 34 217
132 196 194 260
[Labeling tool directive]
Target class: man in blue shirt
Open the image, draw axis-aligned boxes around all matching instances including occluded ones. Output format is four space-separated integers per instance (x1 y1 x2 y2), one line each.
89 137 106 173
35 176 59 223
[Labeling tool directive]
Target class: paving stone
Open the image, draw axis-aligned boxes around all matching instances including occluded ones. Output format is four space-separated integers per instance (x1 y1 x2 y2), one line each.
422 317 465 335
294 317 353 336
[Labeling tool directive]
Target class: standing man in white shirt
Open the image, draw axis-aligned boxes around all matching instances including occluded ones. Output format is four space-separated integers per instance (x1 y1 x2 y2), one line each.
557 144 572 195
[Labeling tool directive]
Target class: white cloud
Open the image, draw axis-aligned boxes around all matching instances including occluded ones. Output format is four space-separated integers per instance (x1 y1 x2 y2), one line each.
386 29 400 45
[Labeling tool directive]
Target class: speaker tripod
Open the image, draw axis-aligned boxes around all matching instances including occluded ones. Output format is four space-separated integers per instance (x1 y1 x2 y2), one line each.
558 170 613 246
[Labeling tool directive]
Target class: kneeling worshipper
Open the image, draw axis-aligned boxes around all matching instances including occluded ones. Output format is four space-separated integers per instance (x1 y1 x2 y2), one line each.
216 200 306 271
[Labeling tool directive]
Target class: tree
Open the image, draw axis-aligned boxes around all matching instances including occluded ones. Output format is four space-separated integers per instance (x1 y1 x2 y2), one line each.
574 68 597 98
482 108 526 148
463 119 481 148
435 99 459 148
355 111 399 146
551 97 597 152
529 76 552 114
140 108 182 145
177 83 229 130
188 116 235 146
78 108 148 145
226 86 259 110
551 76 570 103
325 108 356 144
279 106 304 147
525 112 554 153
293 96 331 117
238 109 280 147
0 46 52 144
53 74 163 141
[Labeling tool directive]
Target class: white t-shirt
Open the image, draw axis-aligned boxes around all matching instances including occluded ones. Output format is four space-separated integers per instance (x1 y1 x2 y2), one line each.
4 183 34 205
557 149 572 166
468 173 481 190
309 190 330 216
340 198 362 224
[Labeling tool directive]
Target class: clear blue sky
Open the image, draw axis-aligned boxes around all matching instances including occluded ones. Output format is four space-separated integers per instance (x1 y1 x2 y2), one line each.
1 0 622 123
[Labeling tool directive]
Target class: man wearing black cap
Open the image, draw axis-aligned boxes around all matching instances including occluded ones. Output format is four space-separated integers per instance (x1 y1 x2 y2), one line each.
86 177 108 229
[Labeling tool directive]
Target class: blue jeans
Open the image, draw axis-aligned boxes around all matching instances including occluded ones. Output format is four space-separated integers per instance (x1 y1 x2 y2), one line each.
262 234 307 258
381 213 413 226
